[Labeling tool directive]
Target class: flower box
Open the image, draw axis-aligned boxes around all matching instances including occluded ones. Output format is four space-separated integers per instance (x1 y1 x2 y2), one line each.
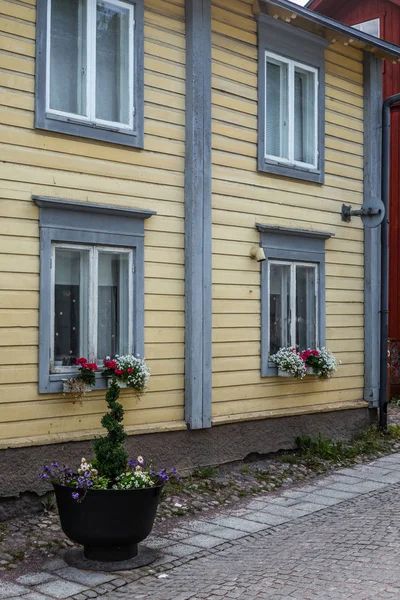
306 367 315 375
62 379 92 394
107 378 128 389
278 369 293 378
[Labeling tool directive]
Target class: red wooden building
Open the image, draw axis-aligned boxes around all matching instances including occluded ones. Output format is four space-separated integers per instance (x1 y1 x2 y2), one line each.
308 0 400 397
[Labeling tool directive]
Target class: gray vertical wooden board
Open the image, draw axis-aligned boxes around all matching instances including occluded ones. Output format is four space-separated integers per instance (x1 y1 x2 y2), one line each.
363 54 382 407
184 0 212 429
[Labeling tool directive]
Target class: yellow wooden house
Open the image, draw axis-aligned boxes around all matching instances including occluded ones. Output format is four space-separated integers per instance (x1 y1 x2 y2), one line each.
0 0 398 512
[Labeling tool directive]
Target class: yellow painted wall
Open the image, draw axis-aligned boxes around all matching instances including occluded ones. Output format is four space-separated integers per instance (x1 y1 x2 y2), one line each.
0 0 187 446
210 0 365 424
0 0 367 448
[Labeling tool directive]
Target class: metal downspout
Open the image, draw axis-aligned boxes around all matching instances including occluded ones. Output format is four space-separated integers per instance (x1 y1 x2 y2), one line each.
380 94 400 429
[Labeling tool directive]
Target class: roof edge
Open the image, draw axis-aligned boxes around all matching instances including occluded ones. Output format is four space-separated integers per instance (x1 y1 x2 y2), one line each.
259 0 400 59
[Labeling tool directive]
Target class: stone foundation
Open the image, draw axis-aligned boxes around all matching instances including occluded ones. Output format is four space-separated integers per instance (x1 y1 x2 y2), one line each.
0 406 375 521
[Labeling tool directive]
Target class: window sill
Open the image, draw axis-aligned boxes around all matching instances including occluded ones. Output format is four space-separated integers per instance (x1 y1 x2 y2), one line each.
45 373 109 394
35 112 144 149
258 158 324 184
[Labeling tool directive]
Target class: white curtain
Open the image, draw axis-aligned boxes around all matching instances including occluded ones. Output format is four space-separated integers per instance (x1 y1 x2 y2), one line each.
50 0 87 115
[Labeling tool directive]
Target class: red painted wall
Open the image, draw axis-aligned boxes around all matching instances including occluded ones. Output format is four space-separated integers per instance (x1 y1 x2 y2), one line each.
310 0 400 343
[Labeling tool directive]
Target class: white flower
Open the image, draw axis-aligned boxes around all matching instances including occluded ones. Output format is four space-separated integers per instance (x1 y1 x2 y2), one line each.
137 455 144 464
270 347 306 379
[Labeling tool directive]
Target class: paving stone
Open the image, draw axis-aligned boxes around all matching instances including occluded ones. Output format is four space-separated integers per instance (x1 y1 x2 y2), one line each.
164 544 201 558
297 494 342 507
206 526 246 541
0 582 28 599
36 580 89 599
289 502 329 515
17 574 56 587
43 559 68 572
311 487 357 500
8 595 53 600
55 568 115 586
239 511 288 526
325 480 387 494
179 534 225 549
179 521 222 535
257 504 309 519
210 517 268 533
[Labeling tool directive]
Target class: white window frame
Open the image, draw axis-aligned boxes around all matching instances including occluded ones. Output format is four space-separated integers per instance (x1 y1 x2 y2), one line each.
352 18 380 39
50 242 134 374
264 51 318 170
267 259 319 357
45 0 135 131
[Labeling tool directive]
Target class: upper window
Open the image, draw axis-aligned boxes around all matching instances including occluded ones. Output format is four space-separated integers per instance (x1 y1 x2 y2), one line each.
34 197 155 393
35 0 144 147
257 14 329 184
52 244 133 373
265 52 318 170
352 18 380 39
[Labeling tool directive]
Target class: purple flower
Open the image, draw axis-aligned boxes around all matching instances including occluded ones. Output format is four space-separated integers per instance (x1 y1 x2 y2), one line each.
71 492 79 500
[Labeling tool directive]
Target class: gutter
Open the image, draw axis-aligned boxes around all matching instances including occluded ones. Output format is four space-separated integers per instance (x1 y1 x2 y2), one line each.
380 94 400 429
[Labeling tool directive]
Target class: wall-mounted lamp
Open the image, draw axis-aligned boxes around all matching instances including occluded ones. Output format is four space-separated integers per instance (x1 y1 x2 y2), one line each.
250 246 266 262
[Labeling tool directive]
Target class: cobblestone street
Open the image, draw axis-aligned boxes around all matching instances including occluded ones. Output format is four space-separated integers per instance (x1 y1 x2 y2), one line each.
2 454 400 599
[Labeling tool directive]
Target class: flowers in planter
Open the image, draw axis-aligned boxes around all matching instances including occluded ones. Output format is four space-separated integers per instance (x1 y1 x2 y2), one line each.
40 379 178 501
271 347 339 379
300 347 339 379
103 355 150 391
62 357 98 398
270 347 307 379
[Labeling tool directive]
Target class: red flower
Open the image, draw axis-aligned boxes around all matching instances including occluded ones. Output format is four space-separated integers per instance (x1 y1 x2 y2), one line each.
311 350 319 356
76 357 88 365
115 369 123 376
85 363 98 371
103 359 117 370
127 368 133 373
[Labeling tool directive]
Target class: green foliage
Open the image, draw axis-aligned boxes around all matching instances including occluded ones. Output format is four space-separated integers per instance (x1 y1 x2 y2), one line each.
390 396 400 407
388 424 400 439
93 379 128 481
279 454 298 464
192 465 219 479
296 433 349 461
296 426 393 465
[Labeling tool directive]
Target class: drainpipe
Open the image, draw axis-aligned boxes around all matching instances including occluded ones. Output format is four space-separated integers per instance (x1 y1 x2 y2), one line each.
380 94 400 429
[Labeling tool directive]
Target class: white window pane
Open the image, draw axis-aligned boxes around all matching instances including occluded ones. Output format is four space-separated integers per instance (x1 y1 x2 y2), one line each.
97 252 130 360
54 248 89 366
296 265 317 351
266 58 289 159
269 263 291 355
352 18 380 38
294 67 316 165
49 0 87 115
96 1 131 124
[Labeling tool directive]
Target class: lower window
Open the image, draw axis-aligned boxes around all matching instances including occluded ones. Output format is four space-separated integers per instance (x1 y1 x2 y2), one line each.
35 196 153 394
257 223 332 378
268 260 318 356
52 244 134 374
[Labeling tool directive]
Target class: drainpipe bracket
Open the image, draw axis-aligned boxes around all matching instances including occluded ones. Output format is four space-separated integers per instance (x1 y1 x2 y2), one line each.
341 202 385 228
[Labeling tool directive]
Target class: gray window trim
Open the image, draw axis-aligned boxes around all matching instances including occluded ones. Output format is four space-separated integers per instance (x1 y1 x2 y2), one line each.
34 196 155 394
256 14 329 184
35 0 144 148
257 224 334 377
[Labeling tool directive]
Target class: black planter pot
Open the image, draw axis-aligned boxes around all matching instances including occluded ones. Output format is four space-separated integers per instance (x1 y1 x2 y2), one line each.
54 483 163 562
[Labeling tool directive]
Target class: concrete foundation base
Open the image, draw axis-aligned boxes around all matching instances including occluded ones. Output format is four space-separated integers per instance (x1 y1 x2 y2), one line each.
0 406 375 521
